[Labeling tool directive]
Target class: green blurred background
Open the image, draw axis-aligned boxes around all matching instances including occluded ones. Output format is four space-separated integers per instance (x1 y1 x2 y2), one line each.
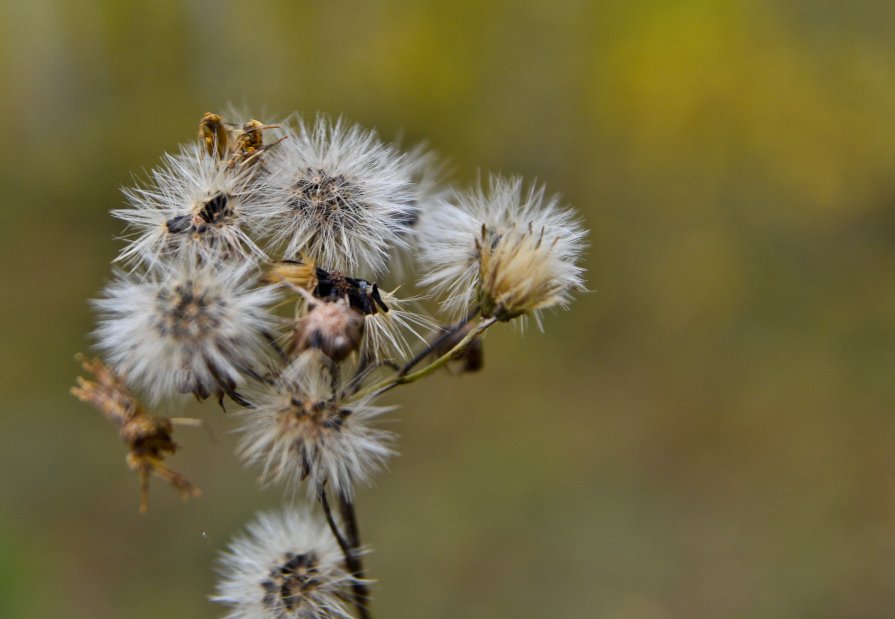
3 1 895 617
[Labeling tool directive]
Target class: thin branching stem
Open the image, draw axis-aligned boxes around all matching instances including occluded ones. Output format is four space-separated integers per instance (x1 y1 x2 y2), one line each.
356 316 498 400
398 307 481 377
338 495 371 619
319 488 371 619
318 488 352 560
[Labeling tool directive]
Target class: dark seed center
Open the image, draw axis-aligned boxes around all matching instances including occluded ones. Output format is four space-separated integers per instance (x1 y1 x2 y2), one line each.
260 552 322 612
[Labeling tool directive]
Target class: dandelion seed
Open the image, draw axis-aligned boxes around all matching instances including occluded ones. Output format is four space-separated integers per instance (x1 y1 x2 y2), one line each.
214 507 359 619
402 142 447 230
237 354 394 500
257 115 423 276
388 143 448 278
93 261 277 404
419 175 586 326
113 141 268 267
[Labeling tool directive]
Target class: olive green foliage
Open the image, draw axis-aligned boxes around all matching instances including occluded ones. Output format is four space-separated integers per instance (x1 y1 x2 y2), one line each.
2 1 894 617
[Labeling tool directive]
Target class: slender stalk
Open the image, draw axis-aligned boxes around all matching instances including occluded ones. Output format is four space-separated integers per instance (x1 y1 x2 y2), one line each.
398 307 481 377
319 489 371 619
337 495 371 619
318 488 352 561
355 316 498 400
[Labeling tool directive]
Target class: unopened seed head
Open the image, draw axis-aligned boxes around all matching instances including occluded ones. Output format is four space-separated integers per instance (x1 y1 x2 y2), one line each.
291 297 366 363
419 175 587 326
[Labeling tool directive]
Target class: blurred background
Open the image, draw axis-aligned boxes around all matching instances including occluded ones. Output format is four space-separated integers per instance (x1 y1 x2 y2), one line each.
2 1 895 617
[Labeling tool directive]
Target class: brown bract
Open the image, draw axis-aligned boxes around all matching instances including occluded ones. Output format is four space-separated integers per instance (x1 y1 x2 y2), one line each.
290 298 365 362
70 354 201 513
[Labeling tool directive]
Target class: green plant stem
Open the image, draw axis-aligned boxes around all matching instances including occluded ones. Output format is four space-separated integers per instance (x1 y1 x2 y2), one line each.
397 307 481 377
356 317 498 400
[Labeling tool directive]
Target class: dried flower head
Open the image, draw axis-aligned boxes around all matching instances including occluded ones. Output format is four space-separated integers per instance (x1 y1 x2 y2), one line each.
114 140 268 266
199 112 233 159
237 354 394 499
419 175 587 325
214 507 358 619
70 354 200 512
257 115 421 276
266 259 321 291
93 261 277 404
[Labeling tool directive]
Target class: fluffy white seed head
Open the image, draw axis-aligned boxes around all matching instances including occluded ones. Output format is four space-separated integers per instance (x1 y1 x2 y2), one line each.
93 261 277 404
256 115 420 276
419 175 587 326
114 141 267 267
213 507 358 619
237 353 394 499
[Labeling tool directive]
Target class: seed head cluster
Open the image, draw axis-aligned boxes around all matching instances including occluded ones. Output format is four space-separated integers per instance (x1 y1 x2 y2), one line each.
72 110 587 617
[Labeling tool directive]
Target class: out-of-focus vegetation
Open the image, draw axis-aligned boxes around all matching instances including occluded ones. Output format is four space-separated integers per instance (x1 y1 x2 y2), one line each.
2 1 895 617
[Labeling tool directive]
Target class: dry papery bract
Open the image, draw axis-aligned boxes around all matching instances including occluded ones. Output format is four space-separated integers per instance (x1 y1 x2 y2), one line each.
72 110 587 619
70 355 200 512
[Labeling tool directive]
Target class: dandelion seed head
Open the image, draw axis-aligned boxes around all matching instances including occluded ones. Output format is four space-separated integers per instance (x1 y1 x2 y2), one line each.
258 115 419 276
93 261 277 404
419 175 586 325
237 354 394 499
114 141 267 267
214 508 357 619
